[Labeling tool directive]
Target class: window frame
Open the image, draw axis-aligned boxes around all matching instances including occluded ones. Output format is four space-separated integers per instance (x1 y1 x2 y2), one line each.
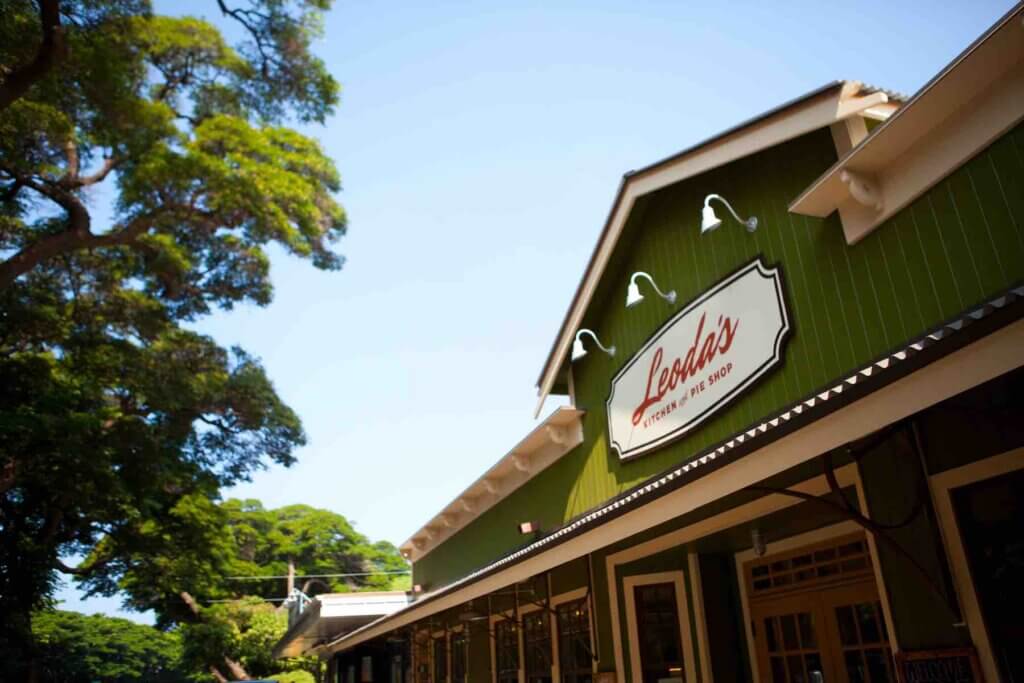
549 587 595 683
491 614 521 683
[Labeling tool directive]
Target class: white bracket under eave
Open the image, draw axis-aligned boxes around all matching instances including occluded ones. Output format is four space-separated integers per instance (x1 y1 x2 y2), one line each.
545 424 570 446
839 169 884 211
512 452 530 473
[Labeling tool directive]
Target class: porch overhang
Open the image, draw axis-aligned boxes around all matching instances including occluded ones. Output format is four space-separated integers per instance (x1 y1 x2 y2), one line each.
324 286 1024 656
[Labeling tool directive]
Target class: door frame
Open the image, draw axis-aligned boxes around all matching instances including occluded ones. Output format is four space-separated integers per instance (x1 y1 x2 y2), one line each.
734 519 895 683
930 446 1024 683
623 571 694 683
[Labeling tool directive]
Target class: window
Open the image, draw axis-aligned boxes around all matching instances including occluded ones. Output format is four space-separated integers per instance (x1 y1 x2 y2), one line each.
634 583 684 683
388 638 408 683
390 653 404 683
413 634 432 683
523 610 553 683
450 632 467 683
494 619 520 683
432 637 447 683
556 599 592 683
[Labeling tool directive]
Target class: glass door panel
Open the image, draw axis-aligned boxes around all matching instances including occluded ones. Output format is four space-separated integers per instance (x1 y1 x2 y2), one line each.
753 596 831 683
634 582 685 683
817 583 894 683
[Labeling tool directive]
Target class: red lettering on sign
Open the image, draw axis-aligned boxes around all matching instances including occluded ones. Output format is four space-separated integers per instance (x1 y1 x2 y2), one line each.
631 312 739 426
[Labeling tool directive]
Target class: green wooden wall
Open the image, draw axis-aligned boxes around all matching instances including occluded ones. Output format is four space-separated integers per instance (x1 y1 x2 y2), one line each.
413 120 1024 589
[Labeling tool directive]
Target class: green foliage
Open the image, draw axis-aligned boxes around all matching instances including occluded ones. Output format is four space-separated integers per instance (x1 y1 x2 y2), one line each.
275 671 317 683
221 500 410 596
179 598 313 679
32 609 187 682
0 0 345 677
107 499 406 679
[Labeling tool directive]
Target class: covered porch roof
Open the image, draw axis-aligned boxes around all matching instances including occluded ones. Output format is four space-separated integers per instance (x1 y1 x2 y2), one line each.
273 591 410 658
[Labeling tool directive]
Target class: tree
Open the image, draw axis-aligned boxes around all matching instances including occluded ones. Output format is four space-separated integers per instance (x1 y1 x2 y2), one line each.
87 499 408 681
0 0 345 678
178 598 317 682
32 609 187 682
221 500 410 596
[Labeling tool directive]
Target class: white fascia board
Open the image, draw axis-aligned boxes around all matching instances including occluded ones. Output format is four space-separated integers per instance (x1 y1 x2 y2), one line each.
318 592 411 618
399 407 584 563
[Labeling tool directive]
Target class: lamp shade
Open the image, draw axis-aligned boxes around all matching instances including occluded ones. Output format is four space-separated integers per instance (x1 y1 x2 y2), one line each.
701 204 722 233
625 281 644 308
571 337 587 361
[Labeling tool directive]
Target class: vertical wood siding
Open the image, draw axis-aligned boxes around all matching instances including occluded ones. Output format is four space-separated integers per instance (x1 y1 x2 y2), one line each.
414 121 1024 588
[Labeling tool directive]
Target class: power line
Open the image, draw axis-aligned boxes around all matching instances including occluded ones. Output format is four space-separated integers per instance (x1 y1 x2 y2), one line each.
205 597 290 604
225 570 410 581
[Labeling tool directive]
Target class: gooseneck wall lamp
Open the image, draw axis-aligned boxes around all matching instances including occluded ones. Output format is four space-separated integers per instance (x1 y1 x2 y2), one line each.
571 329 615 362
626 271 677 308
701 193 758 234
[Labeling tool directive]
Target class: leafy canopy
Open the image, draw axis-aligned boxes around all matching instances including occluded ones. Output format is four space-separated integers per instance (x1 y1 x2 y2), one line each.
88 499 407 680
32 609 187 682
0 0 346 677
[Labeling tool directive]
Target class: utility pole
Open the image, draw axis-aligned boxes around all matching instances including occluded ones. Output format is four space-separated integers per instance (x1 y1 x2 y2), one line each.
286 557 295 595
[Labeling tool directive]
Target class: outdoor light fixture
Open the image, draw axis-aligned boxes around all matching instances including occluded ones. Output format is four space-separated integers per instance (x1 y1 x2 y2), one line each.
701 193 758 234
571 329 615 362
751 528 767 557
458 600 488 622
518 520 541 535
626 271 677 308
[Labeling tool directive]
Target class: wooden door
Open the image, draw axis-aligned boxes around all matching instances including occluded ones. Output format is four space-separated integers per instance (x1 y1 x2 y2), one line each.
751 591 836 683
746 533 894 683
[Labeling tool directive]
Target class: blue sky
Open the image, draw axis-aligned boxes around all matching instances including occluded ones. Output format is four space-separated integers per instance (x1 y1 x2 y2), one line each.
57 0 1016 621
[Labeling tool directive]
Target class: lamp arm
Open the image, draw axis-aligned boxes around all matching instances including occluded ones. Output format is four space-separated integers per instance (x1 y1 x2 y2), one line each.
704 193 752 225
576 329 615 356
630 271 675 302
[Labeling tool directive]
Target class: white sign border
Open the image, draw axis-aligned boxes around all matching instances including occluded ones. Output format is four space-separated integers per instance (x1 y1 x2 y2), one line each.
607 257 792 461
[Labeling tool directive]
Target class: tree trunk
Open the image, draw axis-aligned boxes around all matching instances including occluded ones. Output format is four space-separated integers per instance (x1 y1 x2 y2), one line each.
287 556 295 595
179 591 251 680
209 666 229 683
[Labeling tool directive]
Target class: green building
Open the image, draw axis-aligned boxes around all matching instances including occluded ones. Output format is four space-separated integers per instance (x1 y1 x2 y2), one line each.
280 6 1024 682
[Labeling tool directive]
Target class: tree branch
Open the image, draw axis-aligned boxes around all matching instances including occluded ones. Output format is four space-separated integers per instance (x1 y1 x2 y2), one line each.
55 558 90 576
77 156 120 187
0 205 156 290
0 0 66 113
179 591 251 680
60 139 80 185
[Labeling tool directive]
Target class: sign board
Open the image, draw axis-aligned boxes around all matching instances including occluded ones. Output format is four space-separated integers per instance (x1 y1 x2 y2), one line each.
607 258 790 460
896 648 983 683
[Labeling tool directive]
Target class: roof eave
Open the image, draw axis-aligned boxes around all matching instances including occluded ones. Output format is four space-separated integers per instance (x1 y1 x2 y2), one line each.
534 81 895 416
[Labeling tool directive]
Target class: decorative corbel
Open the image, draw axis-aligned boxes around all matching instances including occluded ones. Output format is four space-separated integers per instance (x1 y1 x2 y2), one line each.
512 452 530 473
545 425 570 446
840 169 883 211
